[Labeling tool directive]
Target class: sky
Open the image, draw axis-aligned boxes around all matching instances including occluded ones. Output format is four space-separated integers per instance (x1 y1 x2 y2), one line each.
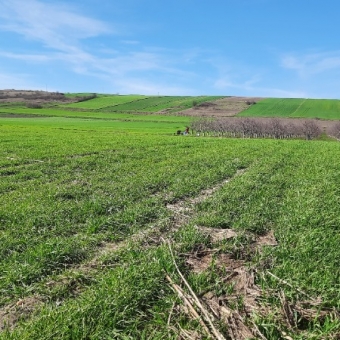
0 0 340 98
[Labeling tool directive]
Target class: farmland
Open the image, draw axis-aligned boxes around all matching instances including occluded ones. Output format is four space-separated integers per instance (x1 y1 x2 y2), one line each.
0 94 340 339
239 98 340 120
61 95 223 113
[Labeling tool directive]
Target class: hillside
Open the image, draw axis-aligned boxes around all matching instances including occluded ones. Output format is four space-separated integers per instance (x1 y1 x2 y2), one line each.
0 92 340 339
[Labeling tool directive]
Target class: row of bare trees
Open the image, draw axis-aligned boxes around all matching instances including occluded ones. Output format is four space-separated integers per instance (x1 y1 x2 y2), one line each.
190 118 324 140
0 91 65 100
0 91 97 104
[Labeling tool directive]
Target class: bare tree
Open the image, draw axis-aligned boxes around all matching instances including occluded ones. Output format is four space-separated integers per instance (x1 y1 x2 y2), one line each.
329 121 340 139
190 117 327 140
302 120 321 140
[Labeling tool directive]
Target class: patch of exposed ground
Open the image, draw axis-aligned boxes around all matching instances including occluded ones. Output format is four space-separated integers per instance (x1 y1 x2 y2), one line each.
176 225 340 340
0 90 79 105
177 97 265 118
176 229 274 340
0 296 43 332
171 226 338 340
164 178 336 339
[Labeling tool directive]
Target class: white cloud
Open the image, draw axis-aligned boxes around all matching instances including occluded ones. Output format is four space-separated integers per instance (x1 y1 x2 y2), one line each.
213 76 306 98
0 0 111 53
0 0 197 88
112 78 196 96
281 51 340 77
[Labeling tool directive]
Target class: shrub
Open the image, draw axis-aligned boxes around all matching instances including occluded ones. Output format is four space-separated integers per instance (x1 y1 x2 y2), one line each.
329 121 340 139
26 103 43 109
302 120 321 140
77 93 97 103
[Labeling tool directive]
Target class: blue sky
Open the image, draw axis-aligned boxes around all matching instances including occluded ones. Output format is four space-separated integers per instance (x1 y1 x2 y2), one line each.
0 0 339 98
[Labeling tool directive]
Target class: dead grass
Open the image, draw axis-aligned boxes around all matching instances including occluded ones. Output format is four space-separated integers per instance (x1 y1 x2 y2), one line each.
179 226 338 339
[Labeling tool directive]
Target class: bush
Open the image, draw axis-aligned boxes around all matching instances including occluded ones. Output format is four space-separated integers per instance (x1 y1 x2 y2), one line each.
302 120 321 140
26 103 43 109
77 93 97 103
329 122 340 139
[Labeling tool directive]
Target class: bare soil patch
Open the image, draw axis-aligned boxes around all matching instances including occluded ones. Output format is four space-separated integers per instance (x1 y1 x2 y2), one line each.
0 296 43 331
178 97 265 118
0 90 78 105
179 227 338 340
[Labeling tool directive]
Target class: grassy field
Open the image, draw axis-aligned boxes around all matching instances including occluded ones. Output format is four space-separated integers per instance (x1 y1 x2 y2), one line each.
0 108 191 124
63 95 147 109
0 98 340 339
61 95 224 113
239 98 340 120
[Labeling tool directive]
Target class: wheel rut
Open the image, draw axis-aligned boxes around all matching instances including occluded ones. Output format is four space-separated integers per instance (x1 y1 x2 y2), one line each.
0 168 247 333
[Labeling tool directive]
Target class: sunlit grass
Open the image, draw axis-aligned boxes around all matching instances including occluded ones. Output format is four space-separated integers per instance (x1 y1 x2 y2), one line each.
1 111 340 339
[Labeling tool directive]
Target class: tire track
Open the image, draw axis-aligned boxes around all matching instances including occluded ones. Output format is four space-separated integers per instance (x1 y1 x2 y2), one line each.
0 168 247 332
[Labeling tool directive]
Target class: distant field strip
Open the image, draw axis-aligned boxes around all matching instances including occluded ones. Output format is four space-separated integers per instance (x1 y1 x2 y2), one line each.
239 98 340 119
61 95 224 113
62 95 147 109
101 96 222 112
0 116 190 134
0 108 190 124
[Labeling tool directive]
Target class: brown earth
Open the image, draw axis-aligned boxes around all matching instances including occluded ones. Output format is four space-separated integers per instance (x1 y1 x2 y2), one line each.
0 89 77 104
178 97 265 117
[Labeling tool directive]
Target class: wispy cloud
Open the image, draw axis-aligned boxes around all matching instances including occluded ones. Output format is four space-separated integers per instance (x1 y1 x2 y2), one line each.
0 0 114 84
0 0 111 53
0 51 50 62
281 51 340 77
1 0 296 96
0 0 200 93
213 74 306 98
112 78 197 96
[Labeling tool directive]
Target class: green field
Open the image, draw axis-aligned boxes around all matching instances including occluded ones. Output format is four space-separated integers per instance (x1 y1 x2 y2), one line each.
0 95 224 125
0 98 340 339
61 95 224 112
0 108 191 124
239 98 340 119
63 95 147 109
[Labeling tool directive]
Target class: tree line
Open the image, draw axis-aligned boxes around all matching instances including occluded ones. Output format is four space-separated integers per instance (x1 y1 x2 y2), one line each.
190 118 340 140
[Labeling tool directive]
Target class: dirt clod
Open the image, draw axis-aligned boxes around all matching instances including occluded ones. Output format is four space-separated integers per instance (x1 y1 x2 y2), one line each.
0 296 43 331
